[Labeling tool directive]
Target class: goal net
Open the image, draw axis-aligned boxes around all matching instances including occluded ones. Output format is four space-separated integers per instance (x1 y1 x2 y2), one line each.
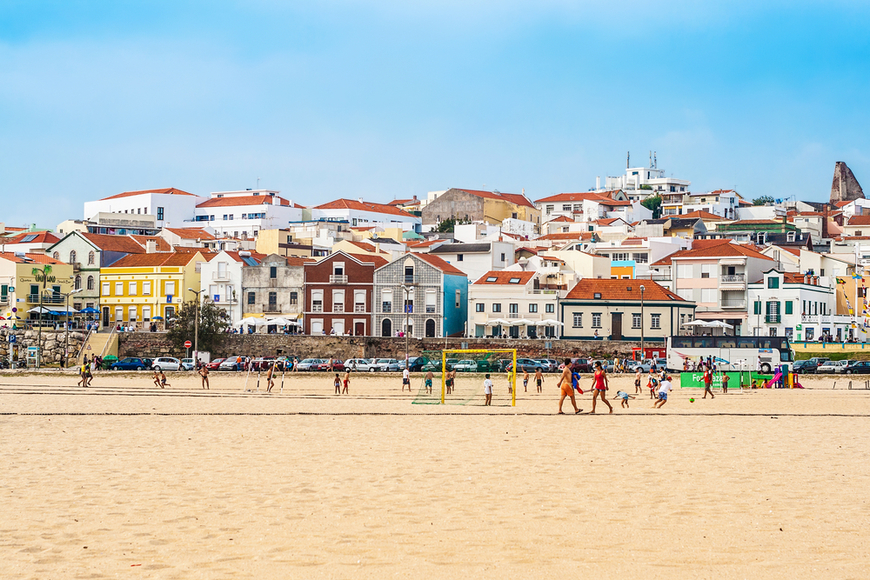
412 349 518 406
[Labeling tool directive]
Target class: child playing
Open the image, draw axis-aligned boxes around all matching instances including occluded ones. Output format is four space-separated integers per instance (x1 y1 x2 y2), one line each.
647 368 660 399
535 368 544 393
334 373 341 395
523 369 529 392
425 370 434 395
654 376 673 408
158 370 169 388
342 370 350 394
483 374 493 406
613 390 636 408
634 368 642 394
721 372 730 394
152 370 162 388
507 370 513 394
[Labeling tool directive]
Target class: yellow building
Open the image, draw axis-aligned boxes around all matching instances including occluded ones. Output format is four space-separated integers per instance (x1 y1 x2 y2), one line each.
0 253 74 325
610 264 635 279
99 251 208 328
422 188 541 230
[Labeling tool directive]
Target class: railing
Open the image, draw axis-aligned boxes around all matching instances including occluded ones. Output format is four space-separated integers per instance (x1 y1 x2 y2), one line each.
312 304 323 312
28 294 65 304
0 296 8 305
354 304 366 313
329 274 348 284
426 306 436 313
530 289 558 294
721 300 747 308
333 304 344 313
381 304 392 313
765 314 781 323
801 314 833 323
212 271 230 281
720 274 745 283
404 276 417 285
508 313 521 318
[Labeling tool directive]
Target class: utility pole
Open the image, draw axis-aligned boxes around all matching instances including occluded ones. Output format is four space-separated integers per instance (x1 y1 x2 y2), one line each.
188 288 204 366
640 285 645 364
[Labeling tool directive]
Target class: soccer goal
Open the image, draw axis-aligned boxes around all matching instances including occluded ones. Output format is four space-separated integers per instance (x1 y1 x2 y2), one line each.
441 349 517 406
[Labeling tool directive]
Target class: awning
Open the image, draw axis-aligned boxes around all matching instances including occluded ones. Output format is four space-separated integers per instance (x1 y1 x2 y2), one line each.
694 311 747 320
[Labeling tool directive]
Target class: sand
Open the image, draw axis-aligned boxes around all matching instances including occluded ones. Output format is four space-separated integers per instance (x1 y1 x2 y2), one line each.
1 369 869 579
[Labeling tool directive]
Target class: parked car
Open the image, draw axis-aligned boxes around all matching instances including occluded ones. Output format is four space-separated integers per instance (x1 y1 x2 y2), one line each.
794 357 829 374
407 356 433 372
219 356 245 371
251 357 278 371
453 360 480 372
506 358 544 373
206 357 227 370
844 361 870 374
151 357 182 371
296 358 326 371
626 361 653 373
371 358 401 372
315 359 345 372
535 359 560 373
817 360 849 374
180 358 196 371
345 358 374 372
110 357 151 371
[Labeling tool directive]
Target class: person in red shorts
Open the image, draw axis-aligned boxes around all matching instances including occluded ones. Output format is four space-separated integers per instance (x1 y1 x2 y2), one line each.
589 361 613 414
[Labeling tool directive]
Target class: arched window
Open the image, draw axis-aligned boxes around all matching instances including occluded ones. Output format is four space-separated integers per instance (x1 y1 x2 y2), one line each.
52 251 59 260
87 275 95 290
69 250 77 264
88 251 95 265
74 275 81 290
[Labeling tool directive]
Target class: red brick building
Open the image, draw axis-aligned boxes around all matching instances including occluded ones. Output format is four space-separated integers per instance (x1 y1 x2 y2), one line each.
303 251 388 336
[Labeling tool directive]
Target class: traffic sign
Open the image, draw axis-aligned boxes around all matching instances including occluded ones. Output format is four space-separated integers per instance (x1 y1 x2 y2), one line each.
184 340 192 348
8 334 16 344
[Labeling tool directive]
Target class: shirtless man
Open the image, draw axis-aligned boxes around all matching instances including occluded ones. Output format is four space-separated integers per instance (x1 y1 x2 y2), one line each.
265 363 276 393
446 368 456 395
523 369 530 393
424 370 434 394
557 358 582 414
199 364 210 390
534 367 544 393
342 369 350 394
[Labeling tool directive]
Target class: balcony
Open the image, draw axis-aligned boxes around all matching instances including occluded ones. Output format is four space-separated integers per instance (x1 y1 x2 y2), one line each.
334 304 344 313
426 306 437 314
330 274 348 284
765 314 781 323
28 294 64 304
720 274 746 289
721 299 747 309
212 271 231 281
265 303 280 313
312 304 323 313
354 304 366 313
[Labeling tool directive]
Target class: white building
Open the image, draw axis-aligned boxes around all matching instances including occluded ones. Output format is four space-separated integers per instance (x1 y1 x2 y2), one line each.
193 190 304 239
594 154 691 202
428 241 516 283
312 199 421 231
83 187 201 229
199 250 262 325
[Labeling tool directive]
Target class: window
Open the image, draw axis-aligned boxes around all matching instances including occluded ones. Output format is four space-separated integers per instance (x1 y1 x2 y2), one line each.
651 313 661 329
475 303 485 312
485 276 498 282
632 253 648 263
69 250 77 264
546 205 554 214
593 292 602 299
333 290 345 312
382 290 393 313
115 282 123 296
529 304 538 313
592 313 602 328
457 254 463 262
754 300 762 315
74 275 81 290
268 292 278 310
545 304 554 313
88 251 95 265
768 276 779 289
676 264 693 278
290 291 298 305
611 253 629 261
157 207 164 220
128 306 137 322
142 281 151 295
562 204 572 212
165 281 175 296
333 262 345 276
573 313 583 327
129 281 137 296
500 253 506 262
632 313 641 328
247 292 255 305
87 276 95 291
404 266 414 284
701 272 710 279
102 282 110 295
509 303 519 314
354 290 366 312
509 278 521 284
785 301 793 315
312 289 324 312
492 303 502 313
52 251 59 259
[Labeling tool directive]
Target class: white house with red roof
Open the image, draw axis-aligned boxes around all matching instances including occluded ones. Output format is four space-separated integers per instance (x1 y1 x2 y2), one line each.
0 230 60 254
534 190 652 224
83 187 201 229
312 198 421 231
199 250 266 325
193 189 304 240
596 156 691 202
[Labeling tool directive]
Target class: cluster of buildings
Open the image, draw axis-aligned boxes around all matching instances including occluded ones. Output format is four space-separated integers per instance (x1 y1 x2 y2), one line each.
4 156 869 344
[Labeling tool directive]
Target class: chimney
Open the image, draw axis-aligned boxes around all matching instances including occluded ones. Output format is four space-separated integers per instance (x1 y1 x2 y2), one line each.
146 239 157 253
596 176 601 191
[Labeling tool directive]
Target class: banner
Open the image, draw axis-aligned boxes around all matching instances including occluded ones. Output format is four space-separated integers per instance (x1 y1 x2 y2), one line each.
678 371 773 389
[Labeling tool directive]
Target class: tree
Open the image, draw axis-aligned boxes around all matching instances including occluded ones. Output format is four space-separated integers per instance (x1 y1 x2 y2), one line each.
434 216 470 233
166 299 230 355
753 195 774 206
641 195 663 219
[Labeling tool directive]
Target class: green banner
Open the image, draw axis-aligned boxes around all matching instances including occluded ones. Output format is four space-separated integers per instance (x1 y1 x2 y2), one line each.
678 371 774 389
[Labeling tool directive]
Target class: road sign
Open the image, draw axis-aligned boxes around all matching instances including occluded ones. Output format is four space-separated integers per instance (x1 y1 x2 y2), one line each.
184 340 192 348
167 294 173 303
8 334 15 344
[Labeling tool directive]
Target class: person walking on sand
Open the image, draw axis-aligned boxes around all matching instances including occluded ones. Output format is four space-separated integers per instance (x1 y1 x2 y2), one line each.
535 367 544 393
402 367 411 392
158 370 170 388
199 364 210 390
523 369 529 393
634 367 642 395
654 375 673 409
702 365 715 399
334 373 341 395
507 369 513 394
483 374 493 406
556 358 582 414
265 362 276 393
590 361 613 414
425 370 434 395
152 370 163 389
78 357 89 387
342 369 350 394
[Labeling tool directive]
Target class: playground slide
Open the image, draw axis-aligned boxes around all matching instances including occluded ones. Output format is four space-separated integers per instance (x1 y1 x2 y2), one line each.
766 370 782 388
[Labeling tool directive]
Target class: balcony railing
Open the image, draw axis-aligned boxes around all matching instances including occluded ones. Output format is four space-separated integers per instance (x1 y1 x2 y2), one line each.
330 274 348 284
508 313 521 318
265 303 280 313
334 304 344 313
28 294 64 304
312 304 323 312
354 304 366 313
212 271 230 281
721 274 745 283
765 314 781 323
426 306 437 313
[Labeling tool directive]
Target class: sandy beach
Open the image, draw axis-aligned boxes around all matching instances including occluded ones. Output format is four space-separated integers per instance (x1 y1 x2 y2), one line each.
1 369 869 579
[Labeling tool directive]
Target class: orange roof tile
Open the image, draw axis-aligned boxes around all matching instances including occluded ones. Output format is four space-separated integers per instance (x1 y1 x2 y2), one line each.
102 252 205 268
4 231 60 245
671 241 773 261
535 190 626 204
847 215 870 226
547 215 575 222
342 253 389 268
130 236 172 252
315 198 415 217
197 195 291 208
536 232 594 241
100 187 195 201
680 210 726 220
473 271 535 285
0 252 66 265
164 227 215 240
414 253 467 276
565 279 685 302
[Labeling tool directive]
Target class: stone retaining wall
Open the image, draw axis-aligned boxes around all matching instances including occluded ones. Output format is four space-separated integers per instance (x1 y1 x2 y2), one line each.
119 332 647 360
0 328 87 366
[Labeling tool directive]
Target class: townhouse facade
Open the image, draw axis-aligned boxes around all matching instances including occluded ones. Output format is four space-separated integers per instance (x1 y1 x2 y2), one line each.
199 250 264 325
241 254 309 324
0 253 74 326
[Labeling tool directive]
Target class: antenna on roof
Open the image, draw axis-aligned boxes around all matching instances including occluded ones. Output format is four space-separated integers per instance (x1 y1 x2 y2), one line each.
654 151 657 169
649 151 652 168
626 152 630 169
257 177 260 189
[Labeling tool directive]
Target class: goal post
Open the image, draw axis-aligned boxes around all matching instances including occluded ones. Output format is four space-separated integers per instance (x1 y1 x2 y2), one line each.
441 349 518 406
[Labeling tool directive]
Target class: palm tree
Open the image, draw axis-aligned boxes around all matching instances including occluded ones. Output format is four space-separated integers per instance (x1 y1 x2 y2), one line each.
32 265 52 368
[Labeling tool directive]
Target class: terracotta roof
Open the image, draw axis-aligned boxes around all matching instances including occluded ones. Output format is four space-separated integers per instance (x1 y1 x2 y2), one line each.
414 253 467 276
621 237 647 245
680 210 726 220
346 240 386 253
218 251 267 264
777 246 801 256
708 189 736 195
453 189 536 209
595 218 620 226
388 198 416 206
164 227 215 240
536 232 594 241
0 252 66 265
547 215 575 222
565 279 685 302
4 231 60 245
197 195 291 208
535 190 625 204
344 253 389 268
350 226 376 231
315 198 415 217
834 201 851 208
285 256 316 267
100 187 195 201
130 236 172 252
406 239 442 248
847 215 870 226
473 271 535 285
671 241 773 261
81 233 148 254
102 252 205 268
539 255 564 263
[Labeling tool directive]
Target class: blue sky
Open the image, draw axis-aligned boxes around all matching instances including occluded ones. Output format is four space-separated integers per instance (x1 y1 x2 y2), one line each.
1 0 869 228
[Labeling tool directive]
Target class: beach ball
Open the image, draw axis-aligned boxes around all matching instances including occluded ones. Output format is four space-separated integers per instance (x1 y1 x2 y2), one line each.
689 398 695 403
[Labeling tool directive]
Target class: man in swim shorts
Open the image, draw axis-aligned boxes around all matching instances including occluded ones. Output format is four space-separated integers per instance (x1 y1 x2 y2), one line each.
557 358 582 414
425 370 433 394
523 369 529 392
535 367 544 393
654 376 673 408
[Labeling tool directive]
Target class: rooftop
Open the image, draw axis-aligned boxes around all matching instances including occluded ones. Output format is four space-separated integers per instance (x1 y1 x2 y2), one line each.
315 198 416 218
196 195 292 208
452 188 536 209
565 279 686 302
473 271 536 285
100 187 196 201
413 252 467 276
0 252 66 265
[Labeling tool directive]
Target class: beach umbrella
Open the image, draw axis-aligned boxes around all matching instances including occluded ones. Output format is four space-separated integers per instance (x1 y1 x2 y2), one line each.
79 307 100 314
682 320 712 328
487 318 510 326
265 317 293 326
707 321 734 329
540 319 564 326
239 317 267 327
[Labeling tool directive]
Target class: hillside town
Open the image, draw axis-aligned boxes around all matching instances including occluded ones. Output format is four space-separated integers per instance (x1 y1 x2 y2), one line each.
3 156 868 350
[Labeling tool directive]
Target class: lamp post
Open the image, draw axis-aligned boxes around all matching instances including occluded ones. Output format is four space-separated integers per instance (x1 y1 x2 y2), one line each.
31 264 54 369
188 288 203 367
640 285 645 365
64 288 83 368
401 284 411 367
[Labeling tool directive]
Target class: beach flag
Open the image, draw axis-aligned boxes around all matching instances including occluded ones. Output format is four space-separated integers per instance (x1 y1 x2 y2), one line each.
837 277 846 285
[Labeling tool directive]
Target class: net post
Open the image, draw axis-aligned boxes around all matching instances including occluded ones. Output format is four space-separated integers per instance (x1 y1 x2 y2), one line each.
441 350 446 404
511 350 517 407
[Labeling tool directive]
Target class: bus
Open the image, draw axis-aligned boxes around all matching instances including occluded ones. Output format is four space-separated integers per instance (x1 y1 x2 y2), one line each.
667 335 793 374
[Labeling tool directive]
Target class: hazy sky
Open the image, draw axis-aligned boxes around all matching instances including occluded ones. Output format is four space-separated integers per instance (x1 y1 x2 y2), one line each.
1 0 869 229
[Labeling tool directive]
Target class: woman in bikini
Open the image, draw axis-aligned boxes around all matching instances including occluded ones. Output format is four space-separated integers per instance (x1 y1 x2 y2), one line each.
590 361 612 414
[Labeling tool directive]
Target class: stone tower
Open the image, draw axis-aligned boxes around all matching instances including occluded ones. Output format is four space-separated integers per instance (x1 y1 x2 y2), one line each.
830 161 864 204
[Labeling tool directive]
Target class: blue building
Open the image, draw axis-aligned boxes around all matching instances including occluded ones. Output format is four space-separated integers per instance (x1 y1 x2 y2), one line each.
373 253 468 338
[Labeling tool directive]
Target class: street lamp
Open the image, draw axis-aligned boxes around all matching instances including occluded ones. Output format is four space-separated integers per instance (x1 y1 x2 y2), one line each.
401 284 411 367
188 288 204 366
31 264 54 369
640 285 645 365
64 288 83 368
